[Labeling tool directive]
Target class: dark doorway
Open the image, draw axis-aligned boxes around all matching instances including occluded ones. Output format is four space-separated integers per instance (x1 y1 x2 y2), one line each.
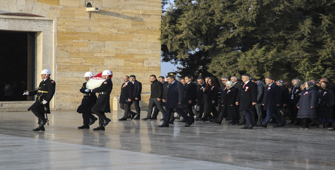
0 31 35 101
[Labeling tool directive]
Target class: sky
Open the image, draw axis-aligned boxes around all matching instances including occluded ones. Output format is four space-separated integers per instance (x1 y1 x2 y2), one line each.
160 0 179 77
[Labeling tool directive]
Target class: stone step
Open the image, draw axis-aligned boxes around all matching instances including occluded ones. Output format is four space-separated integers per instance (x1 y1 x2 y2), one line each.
0 101 34 112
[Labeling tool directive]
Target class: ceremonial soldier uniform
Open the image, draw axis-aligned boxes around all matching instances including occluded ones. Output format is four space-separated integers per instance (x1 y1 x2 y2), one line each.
91 70 113 131
77 72 97 129
25 69 55 131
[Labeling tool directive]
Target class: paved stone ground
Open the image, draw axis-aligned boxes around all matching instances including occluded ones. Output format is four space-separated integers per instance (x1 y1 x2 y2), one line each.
0 111 334 170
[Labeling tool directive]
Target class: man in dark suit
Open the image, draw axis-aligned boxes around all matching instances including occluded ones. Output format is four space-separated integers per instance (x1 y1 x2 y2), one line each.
119 76 135 121
23 69 56 131
143 75 166 120
159 75 192 127
152 76 167 120
129 75 142 120
236 74 257 129
261 77 284 127
196 78 206 120
184 75 197 123
91 70 113 131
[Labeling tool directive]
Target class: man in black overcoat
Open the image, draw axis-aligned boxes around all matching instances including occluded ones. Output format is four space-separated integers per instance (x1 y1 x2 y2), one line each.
184 75 197 123
236 74 257 129
143 75 165 120
261 77 284 127
129 75 142 119
159 75 192 127
119 76 135 121
24 69 56 131
196 78 206 120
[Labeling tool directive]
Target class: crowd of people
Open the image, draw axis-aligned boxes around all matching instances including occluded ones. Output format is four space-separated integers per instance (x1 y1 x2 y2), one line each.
24 68 335 131
142 73 335 130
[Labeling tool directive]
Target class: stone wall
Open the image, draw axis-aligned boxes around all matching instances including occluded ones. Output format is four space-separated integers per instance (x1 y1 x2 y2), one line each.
0 0 161 110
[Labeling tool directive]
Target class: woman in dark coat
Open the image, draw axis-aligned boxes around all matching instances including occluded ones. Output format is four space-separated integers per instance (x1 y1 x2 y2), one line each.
201 77 218 121
297 81 324 129
277 80 290 123
290 79 302 125
216 81 239 124
317 81 334 124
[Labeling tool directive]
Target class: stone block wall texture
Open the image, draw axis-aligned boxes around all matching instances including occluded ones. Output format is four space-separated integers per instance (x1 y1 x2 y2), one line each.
0 0 161 110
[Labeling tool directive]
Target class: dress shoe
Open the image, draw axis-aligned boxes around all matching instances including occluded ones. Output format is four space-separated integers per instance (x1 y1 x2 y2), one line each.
238 122 245 125
160 118 164 121
89 118 97 125
118 118 127 121
151 117 157 120
180 119 185 122
293 121 300 125
195 117 200 121
185 122 192 127
93 126 105 131
103 118 111 126
158 124 169 127
260 124 267 128
33 126 45 131
78 125 89 129
240 126 248 129
319 124 324 128
134 115 140 120
273 123 285 128
169 121 174 124
328 127 334 131
247 126 253 129
142 117 151 120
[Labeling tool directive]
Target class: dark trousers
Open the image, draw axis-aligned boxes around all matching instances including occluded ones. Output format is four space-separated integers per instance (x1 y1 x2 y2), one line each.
92 109 107 126
262 109 282 125
130 100 141 116
184 103 195 122
163 108 190 125
32 110 46 125
301 118 322 128
239 111 245 124
146 98 165 118
290 103 299 123
255 104 263 125
82 112 96 125
243 111 253 127
120 103 131 118
196 103 204 118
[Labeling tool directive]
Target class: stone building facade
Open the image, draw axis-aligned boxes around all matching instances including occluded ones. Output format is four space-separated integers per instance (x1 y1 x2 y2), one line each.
0 0 161 111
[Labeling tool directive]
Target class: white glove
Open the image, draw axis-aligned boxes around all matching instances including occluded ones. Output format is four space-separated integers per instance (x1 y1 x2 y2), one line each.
85 89 90 92
42 100 48 105
23 92 29 95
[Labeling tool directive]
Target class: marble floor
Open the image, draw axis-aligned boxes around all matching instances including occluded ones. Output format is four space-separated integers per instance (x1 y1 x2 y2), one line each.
0 111 334 170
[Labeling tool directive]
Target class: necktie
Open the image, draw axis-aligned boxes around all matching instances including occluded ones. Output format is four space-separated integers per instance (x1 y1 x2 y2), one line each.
242 83 246 88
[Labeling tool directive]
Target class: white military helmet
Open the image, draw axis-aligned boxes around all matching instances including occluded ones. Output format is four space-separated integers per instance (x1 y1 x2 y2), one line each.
41 69 51 75
102 70 112 76
84 71 94 77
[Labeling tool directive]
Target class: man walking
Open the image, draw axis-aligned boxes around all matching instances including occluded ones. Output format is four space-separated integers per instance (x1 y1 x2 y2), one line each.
159 75 192 127
130 75 142 120
236 74 257 129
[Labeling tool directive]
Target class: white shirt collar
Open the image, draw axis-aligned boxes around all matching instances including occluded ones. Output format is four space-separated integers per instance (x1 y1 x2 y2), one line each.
171 80 175 84
244 80 250 84
269 83 273 86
